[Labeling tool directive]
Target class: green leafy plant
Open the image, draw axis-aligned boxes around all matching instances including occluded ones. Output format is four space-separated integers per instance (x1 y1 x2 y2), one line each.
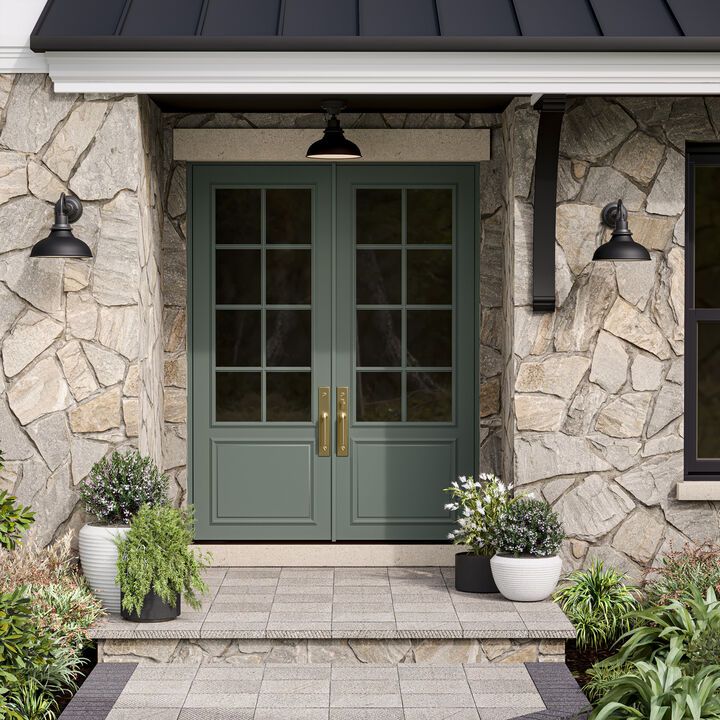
584 660 635 704
0 488 34 551
488 497 564 557
687 624 720 675
554 561 639 651
116 505 211 617
80 450 169 525
4 678 58 720
590 639 720 720
645 545 720 606
444 474 514 556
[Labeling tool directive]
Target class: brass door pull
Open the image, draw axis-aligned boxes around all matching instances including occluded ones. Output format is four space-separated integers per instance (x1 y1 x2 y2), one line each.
318 387 330 457
337 387 349 457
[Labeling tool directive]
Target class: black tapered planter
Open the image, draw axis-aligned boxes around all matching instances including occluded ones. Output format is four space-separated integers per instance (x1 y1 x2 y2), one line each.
121 590 180 622
454 552 498 593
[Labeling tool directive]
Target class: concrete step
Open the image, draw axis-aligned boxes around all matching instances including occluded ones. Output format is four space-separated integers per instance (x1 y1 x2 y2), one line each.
61 662 591 720
91 567 575 666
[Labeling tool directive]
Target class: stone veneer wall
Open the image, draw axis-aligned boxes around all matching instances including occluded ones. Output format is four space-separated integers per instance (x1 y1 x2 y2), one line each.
0 75 166 545
504 96 720 579
160 111 507 503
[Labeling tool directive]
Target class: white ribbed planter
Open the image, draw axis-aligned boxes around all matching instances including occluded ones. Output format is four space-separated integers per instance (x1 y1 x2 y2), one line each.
79 524 130 613
490 554 562 602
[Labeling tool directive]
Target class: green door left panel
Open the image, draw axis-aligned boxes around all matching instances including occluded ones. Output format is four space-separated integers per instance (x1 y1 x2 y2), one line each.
190 165 333 540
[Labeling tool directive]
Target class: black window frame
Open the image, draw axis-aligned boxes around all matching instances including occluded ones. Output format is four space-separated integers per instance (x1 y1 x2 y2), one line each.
685 144 720 479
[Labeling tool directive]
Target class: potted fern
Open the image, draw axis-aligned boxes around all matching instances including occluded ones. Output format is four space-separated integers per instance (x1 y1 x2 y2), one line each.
116 505 211 622
79 451 169 612
489 496 565 602
444 474 513 593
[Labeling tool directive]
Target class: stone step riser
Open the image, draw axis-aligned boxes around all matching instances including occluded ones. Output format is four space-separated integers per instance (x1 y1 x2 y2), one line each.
97 638 565 666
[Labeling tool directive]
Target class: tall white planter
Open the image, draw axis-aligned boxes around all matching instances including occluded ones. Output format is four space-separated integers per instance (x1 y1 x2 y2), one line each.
490 554 562 602
79 524 130 613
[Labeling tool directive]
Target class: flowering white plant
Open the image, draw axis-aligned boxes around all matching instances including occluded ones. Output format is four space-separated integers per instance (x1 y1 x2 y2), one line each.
443 474 514 557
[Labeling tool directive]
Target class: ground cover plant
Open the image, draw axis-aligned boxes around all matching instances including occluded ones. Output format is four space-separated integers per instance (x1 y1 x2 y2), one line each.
0 459 102 720
579 545 720 717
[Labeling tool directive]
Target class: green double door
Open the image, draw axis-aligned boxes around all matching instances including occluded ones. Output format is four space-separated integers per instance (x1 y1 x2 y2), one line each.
191 164 477 541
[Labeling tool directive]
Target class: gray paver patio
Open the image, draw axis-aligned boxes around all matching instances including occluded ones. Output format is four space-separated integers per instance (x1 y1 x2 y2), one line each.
106 663 546 719
90 567 575 640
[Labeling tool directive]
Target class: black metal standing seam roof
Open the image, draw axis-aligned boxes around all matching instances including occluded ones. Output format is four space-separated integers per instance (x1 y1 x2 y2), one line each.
30 0 720 52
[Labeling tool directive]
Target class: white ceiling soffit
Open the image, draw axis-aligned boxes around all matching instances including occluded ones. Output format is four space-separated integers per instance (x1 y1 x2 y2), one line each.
35 51 720 96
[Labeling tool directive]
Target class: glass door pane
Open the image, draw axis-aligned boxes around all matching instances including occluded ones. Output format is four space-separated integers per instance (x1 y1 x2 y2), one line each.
214 187 313 423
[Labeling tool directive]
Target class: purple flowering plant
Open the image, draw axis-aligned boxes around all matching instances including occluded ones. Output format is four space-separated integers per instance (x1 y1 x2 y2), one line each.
80 450 169 526
489 496 564 558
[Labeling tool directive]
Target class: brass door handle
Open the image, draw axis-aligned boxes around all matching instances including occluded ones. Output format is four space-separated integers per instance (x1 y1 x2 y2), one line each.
337 387 348 457
318 387 330 457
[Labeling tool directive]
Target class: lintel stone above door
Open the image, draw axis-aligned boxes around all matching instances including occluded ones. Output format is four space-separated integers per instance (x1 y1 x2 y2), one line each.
174 129 490 163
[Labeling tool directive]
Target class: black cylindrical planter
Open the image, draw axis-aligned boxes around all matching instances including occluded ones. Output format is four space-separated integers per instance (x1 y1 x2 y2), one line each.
121 590 181 623
454 552 498 593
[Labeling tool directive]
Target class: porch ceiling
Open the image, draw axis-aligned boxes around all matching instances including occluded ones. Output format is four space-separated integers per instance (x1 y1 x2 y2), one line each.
30 0 720 53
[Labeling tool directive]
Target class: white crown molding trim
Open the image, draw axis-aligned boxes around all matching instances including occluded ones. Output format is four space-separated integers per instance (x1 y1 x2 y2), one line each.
43 50 720 95
174 128 490 163
0 46 48 73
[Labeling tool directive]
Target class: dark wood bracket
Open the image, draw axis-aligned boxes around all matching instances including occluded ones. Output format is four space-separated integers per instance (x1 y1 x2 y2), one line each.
532 95 567 313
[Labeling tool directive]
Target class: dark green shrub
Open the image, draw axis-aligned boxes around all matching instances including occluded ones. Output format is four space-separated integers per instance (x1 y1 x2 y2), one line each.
554 561 639 651
488 497 564 557
687 624 720 675
117 505 211 617
80 450 169 525
0 486 34 551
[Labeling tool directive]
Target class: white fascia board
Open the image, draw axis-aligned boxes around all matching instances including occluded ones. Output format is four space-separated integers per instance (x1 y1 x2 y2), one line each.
45 50 720 95
0 0 50 72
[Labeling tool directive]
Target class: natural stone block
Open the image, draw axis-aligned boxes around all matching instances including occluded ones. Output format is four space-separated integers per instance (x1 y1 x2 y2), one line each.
614 133 665 185
616 454 682 506
26 412 71 471
27 161 67 203
94 192 140 306
555 474 634 541
0 195 53 254
646 148 685 216
71 98 140 200
123 364 140 396
0 151 27 205
64 260 92 292
71 436 109 485
560 98 635 162
0 398 34 460
2 309 63 377
44 101 108 180
123 397 139 437
595 392 652 438
616 254 658 310
589 435 643 472
612 508 664 564
647 383 683 437
167 165 187 218
556 204 602 276
25 464 78 547
604 297 671 359
0 252 64 315
0 284 24 338
480 377 500 418
542 477 575 505
83 342 127 387
515 434 611 484
57 341 99 401
7 356 73 425
515 355 590 399
514 394 566 431
66 292 98 340
0 75 76 153
579 166 645 211
590 331 628 393
163 308 186 352
69 387 122 433
631 354 664 391
642 433 683 457
164 356 187 388
664 500 719 547
564 384 607 435
554 265 616 352
98 306 139 360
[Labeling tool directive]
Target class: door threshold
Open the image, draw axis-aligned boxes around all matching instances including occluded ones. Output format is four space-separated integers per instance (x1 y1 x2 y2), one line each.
195 543 466 567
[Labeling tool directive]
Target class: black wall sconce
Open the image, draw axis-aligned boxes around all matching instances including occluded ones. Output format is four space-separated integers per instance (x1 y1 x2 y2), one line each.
30 193 92 258
306 101 362 159
593 199 650 262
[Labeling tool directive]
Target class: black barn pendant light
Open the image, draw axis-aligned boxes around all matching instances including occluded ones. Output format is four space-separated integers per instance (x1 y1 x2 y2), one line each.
592 199 650 262
306 101 362 160
30 193 92 258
